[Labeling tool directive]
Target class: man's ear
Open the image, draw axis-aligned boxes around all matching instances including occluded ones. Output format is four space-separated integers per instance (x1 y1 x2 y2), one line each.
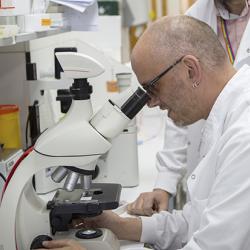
182 55 201 84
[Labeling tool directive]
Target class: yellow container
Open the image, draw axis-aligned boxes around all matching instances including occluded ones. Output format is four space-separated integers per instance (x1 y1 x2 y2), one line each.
0 105 21 149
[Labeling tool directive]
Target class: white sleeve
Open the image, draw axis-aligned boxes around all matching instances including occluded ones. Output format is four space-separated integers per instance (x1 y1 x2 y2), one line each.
154 116 188 195
182 126 250 250
140 203 191 250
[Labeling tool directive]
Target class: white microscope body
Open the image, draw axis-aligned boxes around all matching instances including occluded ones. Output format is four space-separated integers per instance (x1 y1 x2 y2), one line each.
0 52 149 250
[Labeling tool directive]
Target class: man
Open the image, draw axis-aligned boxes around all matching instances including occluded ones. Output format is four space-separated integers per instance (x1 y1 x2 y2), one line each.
128 0 250 216
39 1 250 248
78 15 250 249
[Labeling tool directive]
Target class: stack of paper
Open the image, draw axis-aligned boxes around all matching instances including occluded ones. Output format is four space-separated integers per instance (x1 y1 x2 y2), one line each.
50 0 95 13
49 0 98 31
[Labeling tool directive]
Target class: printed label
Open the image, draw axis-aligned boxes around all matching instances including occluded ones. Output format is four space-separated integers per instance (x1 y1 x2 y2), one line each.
0 0 15 9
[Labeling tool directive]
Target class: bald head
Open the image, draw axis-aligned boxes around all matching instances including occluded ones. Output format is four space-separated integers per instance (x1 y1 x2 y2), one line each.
131 15 236 125
132 15 228 73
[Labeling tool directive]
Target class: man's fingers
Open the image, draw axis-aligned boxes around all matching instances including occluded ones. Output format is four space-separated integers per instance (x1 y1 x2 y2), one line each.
40 239 70 248
143 206 154 216
127 197 144 215
133 197 145 214
127 202 138 214
127 202 132 212
127 191 169 215
155 190 169 211
158 202 168 211
127 200 138 214
143 196 155 215
37 240 86 250
127 194 155 216
72 216 99 229
71 218 86 229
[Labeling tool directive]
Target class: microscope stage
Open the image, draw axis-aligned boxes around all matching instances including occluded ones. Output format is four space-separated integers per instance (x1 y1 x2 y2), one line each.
47 183 121 234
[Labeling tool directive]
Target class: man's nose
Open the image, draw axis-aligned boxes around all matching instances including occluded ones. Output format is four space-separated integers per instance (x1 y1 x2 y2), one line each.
147 96 160 108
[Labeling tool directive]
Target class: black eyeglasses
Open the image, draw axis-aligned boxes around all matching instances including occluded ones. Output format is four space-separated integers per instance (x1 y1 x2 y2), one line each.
143 56 184 95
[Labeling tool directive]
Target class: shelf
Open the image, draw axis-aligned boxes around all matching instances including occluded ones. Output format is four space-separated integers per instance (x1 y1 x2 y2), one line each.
0 26 70 47
0 36 14 47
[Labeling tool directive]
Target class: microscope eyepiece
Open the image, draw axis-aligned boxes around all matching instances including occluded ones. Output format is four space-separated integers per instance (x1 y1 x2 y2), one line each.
121 87 149 119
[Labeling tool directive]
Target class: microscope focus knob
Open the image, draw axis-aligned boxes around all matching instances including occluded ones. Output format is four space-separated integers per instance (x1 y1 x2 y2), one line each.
30 235 53 249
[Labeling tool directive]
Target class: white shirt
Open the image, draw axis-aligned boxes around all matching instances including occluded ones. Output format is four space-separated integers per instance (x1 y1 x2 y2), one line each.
141 65 250 249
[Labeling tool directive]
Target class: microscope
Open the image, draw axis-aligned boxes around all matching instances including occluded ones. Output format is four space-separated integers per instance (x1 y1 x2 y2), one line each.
0 52 149 250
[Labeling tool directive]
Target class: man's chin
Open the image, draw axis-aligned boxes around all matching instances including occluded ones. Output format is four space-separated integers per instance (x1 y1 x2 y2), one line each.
173 120 186 127
168 110 186 127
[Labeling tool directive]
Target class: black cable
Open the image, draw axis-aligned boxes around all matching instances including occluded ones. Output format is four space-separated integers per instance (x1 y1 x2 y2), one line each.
25 111 30 149
26 100 39 148
0 172 6 182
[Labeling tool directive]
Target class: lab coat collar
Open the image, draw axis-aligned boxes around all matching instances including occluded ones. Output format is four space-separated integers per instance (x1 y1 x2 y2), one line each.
199 65 250 158
185 0 218 33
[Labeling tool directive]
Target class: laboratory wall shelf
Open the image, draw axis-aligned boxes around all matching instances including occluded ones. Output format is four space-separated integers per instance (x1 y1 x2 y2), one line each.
0 26 70 47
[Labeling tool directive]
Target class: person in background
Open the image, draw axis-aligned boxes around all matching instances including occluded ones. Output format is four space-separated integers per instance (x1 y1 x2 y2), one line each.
127 0 250 216
82 15 250 249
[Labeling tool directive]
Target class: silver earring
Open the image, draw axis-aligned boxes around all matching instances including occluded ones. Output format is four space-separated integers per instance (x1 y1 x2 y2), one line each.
192 81 200 88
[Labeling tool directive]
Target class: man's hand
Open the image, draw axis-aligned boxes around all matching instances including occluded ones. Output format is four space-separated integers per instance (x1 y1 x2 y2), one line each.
37 239 86 250
127 189 170 216
73 210 142 241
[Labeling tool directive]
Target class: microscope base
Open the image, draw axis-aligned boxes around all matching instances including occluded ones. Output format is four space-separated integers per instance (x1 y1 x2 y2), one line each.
54 228 120 250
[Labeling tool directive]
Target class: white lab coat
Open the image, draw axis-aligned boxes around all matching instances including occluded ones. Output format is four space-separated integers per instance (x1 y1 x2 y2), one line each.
141 65 250 250
154 0 250 195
